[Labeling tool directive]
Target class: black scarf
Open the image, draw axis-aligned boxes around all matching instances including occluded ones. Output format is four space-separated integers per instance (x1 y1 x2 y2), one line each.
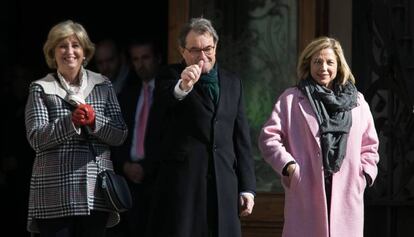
298 77 358 176
199 63 219 105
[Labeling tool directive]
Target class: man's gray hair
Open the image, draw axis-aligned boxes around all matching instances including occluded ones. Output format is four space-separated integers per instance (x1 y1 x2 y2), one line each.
178 17 219 48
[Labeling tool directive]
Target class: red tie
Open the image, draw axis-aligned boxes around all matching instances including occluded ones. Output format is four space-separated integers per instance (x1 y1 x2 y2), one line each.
136 83 149 158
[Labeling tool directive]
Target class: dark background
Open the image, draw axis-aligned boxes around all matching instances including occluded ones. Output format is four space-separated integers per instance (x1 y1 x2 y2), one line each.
2 0 168 236
5 0 168 75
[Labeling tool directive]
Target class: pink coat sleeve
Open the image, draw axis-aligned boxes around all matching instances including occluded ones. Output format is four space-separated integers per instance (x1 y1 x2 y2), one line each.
359 94 380 186
258 91 296 176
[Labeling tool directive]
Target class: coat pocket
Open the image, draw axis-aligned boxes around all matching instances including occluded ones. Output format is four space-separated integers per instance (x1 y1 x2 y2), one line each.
358 165 367 194
281 164 300 191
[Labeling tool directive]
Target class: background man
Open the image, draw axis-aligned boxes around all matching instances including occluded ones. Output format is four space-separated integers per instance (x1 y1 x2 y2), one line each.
113 38 162 236
94 39 130 94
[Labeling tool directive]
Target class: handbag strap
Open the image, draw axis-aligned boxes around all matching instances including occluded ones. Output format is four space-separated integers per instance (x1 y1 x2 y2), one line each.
68 96 104 172
82 127 104 172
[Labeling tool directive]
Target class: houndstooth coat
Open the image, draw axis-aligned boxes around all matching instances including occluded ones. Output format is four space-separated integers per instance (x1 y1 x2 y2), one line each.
25 70 128 233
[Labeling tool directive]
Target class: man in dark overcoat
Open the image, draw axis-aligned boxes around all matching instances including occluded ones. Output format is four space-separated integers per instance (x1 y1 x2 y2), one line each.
144 17 256 237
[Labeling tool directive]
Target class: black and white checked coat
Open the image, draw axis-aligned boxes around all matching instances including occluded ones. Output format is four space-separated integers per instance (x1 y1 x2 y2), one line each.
25 70 128 233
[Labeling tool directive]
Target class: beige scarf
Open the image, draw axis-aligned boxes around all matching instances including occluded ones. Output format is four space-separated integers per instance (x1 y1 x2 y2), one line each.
57 67 88 106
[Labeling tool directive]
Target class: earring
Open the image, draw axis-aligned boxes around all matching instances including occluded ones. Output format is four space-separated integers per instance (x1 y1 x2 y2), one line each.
82 57 87 67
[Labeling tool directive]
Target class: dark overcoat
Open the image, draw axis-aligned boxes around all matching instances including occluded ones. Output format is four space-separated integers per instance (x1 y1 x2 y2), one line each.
145 63 256 237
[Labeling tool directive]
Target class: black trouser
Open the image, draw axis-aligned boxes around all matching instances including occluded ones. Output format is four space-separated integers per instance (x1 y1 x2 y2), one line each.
125 182 151 236
36 210 109 237
207 174 218 237
207 153 218 237
325 175 332 237
325 175 332 217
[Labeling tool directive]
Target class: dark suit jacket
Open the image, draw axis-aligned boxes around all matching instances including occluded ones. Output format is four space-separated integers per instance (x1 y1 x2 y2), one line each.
114 73 157 176
145 63 256 237
113 73 142 172
112 73 154 235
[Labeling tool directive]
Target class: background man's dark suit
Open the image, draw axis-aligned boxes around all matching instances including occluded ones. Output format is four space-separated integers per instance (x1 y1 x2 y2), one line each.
111 39 162 236
113 75 152 236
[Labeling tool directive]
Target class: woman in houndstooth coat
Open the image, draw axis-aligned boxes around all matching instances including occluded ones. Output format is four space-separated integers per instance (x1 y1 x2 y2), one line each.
24 20 127 237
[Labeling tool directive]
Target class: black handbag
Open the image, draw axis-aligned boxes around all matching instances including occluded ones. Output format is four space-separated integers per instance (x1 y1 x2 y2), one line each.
98 169 132 212
85 132 132 213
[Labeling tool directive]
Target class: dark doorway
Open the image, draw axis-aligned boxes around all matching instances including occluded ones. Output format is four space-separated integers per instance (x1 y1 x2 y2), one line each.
6 0 168 76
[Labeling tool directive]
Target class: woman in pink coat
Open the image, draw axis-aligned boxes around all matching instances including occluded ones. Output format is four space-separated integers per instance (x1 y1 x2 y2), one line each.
259 37 379 237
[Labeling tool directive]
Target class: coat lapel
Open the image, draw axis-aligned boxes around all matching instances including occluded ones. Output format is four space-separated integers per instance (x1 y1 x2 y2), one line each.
34 74 69 103
83 70 106 99
33 70 105 105
215 70 227 115
193 82 215 112
297 94 321 148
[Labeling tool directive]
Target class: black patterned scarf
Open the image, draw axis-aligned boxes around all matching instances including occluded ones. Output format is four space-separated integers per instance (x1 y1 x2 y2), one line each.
298 77 358 176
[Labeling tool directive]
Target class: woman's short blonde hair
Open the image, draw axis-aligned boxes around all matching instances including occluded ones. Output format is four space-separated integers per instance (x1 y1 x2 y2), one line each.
297 36 355 85
43 20 95 69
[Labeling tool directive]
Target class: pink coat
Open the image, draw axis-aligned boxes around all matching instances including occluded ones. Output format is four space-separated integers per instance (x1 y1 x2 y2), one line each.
259 87 379 237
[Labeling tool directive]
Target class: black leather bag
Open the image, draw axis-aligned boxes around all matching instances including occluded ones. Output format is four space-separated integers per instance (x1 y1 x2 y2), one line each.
83 128 132 213
98 170 133 212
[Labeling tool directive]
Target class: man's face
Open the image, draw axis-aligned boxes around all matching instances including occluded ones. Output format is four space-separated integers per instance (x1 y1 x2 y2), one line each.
180 30 216 74
130 44 160 82
95 44 121 80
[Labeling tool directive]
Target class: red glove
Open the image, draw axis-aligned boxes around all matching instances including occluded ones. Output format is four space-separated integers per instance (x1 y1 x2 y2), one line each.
72 106 87 126
80 104 95 127
71 104 95 128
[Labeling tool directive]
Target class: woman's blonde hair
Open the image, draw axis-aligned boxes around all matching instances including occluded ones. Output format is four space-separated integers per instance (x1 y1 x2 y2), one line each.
297 36 355 85
43 20 95 69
